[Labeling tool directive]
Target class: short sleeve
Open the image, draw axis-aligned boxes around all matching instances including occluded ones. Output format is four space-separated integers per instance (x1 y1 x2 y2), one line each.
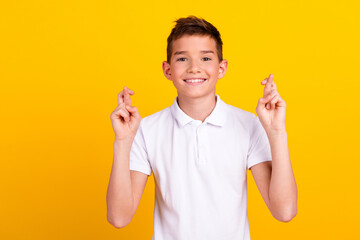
129 121 152 176
246 115 272 170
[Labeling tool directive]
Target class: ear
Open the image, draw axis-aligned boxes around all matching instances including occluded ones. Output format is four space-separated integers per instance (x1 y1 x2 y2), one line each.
218 59 228 79
162 61 172 81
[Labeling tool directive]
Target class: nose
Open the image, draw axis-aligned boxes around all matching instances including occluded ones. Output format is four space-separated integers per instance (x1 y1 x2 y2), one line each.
187 60 201 73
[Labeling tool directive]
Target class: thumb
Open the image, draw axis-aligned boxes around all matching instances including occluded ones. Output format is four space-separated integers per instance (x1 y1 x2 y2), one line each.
258 94 271 109
126 105 141 119
258 95 271 108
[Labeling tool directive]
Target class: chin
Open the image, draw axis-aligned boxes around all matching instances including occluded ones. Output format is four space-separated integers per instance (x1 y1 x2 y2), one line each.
179 91 214 100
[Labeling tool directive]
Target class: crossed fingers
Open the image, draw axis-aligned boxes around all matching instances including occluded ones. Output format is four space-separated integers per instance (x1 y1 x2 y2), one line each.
117 86 134 121
118 86 134 105
261 74 280 110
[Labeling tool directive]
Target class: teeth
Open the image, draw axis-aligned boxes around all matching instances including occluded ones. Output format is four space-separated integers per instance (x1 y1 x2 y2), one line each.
185 79 206 83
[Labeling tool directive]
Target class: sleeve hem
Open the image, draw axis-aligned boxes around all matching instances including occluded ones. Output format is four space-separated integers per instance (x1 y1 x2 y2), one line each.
129 164 152 176
247 158 272 170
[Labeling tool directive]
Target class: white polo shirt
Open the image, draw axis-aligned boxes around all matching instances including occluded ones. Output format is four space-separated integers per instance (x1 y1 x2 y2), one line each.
130 94 272 240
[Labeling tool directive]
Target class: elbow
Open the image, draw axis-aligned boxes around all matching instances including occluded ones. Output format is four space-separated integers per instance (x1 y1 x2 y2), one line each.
276 208 297 223
112 220 131 229
270 201 297 223
106 201 134 229
277 212 297 223
107 215 132 229
269 195 298 223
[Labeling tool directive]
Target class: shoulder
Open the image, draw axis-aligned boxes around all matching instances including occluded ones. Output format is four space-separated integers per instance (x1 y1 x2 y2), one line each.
139 106 173 132
224 103 265 142
224 102 258 126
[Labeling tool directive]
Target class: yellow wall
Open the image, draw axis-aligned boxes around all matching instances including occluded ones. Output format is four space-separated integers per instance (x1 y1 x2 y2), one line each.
1 0 359 239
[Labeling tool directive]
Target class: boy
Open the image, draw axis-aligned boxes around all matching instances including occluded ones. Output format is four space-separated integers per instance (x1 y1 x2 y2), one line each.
107 16 297 240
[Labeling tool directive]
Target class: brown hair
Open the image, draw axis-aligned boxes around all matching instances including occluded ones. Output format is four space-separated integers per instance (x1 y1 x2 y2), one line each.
166 16 223 63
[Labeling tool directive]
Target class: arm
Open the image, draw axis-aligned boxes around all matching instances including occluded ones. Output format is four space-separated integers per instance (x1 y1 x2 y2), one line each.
250 132 297 222
252 74 297 222
106 86 148 228
106 139 149 228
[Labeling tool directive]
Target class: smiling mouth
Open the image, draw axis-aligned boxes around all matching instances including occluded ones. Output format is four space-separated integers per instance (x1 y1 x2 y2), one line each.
183 78 207 85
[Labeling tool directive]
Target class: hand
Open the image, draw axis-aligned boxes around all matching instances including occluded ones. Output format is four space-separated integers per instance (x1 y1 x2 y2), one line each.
256 74 287 133
110 86 141 141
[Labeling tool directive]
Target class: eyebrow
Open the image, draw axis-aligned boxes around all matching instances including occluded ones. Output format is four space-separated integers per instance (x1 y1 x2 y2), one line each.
173 50 215 56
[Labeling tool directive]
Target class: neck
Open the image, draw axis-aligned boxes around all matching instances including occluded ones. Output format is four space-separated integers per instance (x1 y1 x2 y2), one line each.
177 94 217 122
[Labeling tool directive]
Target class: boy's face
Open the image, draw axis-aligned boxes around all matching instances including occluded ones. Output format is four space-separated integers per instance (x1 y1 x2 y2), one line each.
162 34 228 100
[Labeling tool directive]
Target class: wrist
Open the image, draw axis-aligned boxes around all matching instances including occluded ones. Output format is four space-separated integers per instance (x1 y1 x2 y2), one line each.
114 137 134 148
266 129 288 140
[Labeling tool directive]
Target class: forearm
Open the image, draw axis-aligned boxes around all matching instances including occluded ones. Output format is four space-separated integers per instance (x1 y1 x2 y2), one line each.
106 139 134 226
267 130 297 221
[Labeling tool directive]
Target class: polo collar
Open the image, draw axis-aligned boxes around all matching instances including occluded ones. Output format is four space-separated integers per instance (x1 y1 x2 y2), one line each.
170 94 227 127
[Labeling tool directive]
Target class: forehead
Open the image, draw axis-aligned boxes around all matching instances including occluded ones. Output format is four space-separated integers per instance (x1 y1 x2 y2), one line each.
172 34 217 53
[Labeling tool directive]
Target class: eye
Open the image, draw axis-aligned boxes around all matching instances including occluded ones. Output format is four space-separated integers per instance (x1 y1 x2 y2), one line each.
176 57 187 61
202 57 211 61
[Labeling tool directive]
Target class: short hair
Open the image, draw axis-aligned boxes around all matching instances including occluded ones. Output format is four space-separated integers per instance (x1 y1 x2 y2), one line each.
166 16 223 63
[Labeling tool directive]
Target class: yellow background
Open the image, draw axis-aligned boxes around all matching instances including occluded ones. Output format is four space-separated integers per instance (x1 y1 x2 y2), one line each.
1 0 359 239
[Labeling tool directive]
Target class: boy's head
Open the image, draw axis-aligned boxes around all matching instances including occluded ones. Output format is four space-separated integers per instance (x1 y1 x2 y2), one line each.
162 16 228 100
166 16 223 63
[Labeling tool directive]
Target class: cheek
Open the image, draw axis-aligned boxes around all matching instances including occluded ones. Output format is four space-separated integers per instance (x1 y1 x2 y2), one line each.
207 65 219 76
171 65 184 77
